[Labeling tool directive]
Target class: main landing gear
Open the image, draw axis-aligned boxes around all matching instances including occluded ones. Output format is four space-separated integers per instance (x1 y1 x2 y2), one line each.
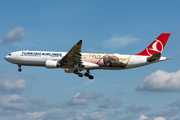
18 65 22 72
74 69 94 80
74 69 83 77
84 70 94 80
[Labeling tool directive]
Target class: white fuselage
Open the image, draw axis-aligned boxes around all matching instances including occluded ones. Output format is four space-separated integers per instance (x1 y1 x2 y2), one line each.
5 51 65 66
4 51 167 70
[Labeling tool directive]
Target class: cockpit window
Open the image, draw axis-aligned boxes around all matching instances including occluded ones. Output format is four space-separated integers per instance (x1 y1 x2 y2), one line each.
8 54 11 56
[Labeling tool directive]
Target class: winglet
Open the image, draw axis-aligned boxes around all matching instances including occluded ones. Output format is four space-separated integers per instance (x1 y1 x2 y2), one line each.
136 33 171 56
76 40 82 45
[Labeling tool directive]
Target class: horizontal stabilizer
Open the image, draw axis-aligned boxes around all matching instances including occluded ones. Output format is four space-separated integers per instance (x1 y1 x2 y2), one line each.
147 53 161 62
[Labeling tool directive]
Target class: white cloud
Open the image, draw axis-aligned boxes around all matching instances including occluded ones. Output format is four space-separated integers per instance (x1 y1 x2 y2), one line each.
154 117 166 120
98 98 122 108
31 96 53 109
0 79 27 94
126 105 150 113
139 115 149 120
136 70 180 92
9 109 115 120
148 109 178 117
102 35 139 49
9 112 46 120
0 70 28 94
31 95 45 104
2 26 26 43
85 110 113 120
65 90 101 109
41 109 75 120
0 94 52 115
0 94 33 115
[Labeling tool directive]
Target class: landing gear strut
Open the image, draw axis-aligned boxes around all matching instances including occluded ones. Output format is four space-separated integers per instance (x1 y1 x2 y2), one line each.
73 64 84 78
84 70 94 80
73 64 94 79
74 69 83 77
18 65 22 72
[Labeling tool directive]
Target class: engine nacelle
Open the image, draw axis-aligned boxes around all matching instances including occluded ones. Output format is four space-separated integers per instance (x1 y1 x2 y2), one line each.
45 60 58 69
82 62 99 69
64 69 75 73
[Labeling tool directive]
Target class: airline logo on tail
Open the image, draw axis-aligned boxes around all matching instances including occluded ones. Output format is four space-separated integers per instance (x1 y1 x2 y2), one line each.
136 33 170 56
147 39 163 56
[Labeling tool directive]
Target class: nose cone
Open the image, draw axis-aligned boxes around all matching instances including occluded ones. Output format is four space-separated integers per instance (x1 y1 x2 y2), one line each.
4 56 8 61
4 55 10 62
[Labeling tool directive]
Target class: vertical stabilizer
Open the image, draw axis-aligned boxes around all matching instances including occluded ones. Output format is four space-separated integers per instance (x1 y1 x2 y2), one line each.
135 33 171 56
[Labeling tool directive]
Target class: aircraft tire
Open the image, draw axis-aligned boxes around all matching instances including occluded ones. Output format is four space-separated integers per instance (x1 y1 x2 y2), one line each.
78 73 83 77
88 75 94 80
74 69 78 74
18 69 22 72
84 72 89 77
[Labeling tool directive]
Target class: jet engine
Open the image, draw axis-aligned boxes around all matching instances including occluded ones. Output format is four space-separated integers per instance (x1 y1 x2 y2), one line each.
45 60 58 69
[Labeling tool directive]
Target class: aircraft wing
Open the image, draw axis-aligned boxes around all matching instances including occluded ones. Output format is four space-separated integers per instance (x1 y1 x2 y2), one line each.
60 40 82 66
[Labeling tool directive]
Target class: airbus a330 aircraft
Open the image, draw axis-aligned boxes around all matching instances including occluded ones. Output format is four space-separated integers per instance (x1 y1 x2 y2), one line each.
4 33 170 79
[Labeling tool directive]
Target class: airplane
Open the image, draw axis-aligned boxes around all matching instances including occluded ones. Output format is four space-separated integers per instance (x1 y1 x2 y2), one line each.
4 33 171 80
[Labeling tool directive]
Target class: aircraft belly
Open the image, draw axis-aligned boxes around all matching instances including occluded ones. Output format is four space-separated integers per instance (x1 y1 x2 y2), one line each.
62 66 124 71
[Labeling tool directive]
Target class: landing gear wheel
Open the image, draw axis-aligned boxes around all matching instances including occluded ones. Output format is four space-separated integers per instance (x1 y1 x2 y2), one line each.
18 65 22 72
78 73 83 77
88 75 94 80
84 70 94 79
74 69 78 74
84 72 89 77
18 69 22 72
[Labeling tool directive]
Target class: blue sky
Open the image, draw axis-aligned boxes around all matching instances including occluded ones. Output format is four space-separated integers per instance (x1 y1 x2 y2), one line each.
0 0 180 120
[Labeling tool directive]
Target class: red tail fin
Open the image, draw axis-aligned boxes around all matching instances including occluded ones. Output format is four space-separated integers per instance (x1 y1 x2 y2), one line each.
135 33 171 56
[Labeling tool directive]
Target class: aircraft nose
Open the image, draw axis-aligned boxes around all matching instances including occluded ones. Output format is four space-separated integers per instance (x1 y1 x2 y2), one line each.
4 56 8 61
4 55 10 61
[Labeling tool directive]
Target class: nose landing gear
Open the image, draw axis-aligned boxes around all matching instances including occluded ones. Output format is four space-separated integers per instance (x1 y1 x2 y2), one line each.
18 65 22 72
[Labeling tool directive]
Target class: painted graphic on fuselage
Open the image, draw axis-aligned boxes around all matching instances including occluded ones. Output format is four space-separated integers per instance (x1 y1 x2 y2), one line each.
82 53 131 67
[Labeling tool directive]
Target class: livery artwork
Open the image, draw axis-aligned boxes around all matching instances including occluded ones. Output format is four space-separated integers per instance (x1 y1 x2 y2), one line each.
82 53 131 67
